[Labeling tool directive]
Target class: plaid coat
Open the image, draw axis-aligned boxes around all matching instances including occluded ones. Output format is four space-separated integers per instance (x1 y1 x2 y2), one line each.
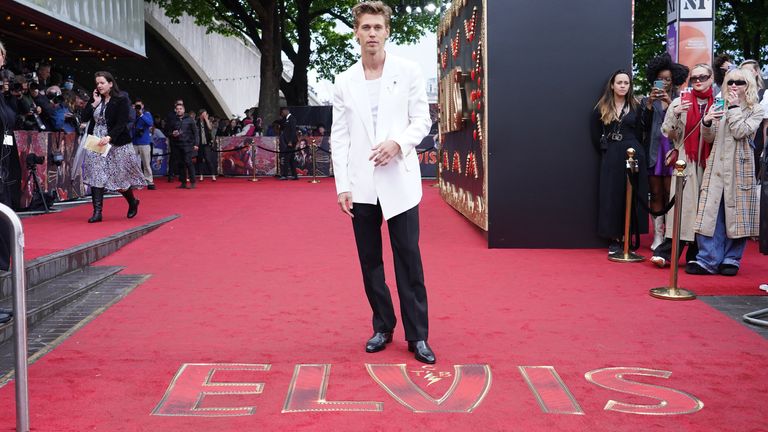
694 104 764 238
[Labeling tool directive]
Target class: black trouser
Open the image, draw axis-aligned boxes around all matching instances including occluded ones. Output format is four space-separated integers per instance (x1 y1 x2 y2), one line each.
351 202 428 341
280 147 297 178
196 145 216 176
654 237 699 263
171 145 196 185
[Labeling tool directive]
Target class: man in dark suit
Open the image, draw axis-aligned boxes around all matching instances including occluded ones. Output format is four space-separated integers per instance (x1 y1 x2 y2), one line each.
279 107 298 180
166 102 198 189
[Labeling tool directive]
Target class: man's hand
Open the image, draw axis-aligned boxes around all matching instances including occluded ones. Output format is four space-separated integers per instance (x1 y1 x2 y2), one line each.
338 192 354 217
370 140 401 167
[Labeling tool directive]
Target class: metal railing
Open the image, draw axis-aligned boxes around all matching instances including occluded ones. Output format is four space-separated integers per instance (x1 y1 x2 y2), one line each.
0 203 29 432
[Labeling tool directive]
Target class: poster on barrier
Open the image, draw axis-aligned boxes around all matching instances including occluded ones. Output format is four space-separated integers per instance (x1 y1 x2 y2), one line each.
12 131 85 209
294 136 332 177
151 137 169 176
48 132 85 201
219 136 278 176
14 131 48 209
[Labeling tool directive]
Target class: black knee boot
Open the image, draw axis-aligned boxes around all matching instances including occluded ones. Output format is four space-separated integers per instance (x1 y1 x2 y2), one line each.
88 187 104 223
121 188 139 218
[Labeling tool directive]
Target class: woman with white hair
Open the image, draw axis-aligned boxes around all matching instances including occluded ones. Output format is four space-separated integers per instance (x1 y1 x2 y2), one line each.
686 67 765 276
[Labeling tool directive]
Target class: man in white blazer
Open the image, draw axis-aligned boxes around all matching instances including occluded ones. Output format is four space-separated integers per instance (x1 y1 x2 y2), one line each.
331 1 434 364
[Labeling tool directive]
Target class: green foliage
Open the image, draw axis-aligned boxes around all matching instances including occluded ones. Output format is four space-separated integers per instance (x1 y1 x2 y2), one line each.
307 0 439 81
147 0 439 104
633 0 667 94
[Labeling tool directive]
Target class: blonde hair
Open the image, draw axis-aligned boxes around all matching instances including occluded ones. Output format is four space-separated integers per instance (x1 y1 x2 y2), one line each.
352 1 392 29
740 59 765 89
725 68 758 108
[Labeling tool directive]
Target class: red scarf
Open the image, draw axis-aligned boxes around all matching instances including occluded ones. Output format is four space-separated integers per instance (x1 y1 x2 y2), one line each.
683 87 713 167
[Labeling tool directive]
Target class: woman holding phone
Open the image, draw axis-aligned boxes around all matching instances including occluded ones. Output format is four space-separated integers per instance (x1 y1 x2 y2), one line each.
641 54 689 251
650 64 716 267
590 69 648 254
81 71 145 223
685 67 764 275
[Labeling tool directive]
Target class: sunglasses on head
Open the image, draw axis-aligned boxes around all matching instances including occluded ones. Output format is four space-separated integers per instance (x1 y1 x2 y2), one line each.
689 74 711 83
727 79 747 86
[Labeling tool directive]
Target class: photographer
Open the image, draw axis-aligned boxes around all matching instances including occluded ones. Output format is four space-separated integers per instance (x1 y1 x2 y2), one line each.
48 85 75 133
27 81 54 131
132 99 155 189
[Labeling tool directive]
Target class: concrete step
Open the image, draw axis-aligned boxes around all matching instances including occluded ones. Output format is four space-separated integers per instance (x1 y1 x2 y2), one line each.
0 266 124 346
0 214 178 303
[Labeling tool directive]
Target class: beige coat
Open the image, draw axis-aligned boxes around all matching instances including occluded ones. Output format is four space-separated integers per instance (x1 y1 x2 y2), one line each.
661 97 706 241
694 104 764 238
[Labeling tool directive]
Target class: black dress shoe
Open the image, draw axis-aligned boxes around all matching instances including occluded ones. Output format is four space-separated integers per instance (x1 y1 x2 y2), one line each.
408 341 436 364
365 332 393 353
279 176 288 180
685 262 712 275
177 184 188 189
147 184 156 190
718 264 739 276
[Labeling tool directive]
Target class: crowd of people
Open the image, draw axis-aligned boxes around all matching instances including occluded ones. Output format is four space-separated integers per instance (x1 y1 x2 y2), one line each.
592 53 768 277
0 38 331 211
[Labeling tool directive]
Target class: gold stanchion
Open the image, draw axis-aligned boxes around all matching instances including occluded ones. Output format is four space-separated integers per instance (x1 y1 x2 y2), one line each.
249 142 259 182
650 160 696 300
308 139 320 183
608 148 645 262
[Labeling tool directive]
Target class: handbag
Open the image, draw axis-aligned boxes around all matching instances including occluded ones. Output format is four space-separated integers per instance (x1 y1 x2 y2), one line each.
664 148 679 167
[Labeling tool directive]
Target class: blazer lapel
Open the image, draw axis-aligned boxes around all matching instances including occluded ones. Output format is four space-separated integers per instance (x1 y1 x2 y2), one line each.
347 61 376 146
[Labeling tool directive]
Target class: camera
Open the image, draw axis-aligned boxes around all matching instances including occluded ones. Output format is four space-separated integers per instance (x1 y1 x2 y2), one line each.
135 103 142 110
25 153 44 169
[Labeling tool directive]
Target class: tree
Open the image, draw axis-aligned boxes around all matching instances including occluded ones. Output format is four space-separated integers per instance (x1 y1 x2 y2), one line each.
148 0 284 124
281 1 439 106
147 0 439 121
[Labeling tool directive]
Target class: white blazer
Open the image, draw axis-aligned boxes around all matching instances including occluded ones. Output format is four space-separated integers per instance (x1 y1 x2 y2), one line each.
331 53 432 220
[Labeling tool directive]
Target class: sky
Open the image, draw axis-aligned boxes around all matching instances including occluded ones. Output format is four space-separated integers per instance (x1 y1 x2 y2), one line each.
308 32 438 104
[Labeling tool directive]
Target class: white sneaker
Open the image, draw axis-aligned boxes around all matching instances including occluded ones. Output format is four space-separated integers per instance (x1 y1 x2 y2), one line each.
650 256 668 268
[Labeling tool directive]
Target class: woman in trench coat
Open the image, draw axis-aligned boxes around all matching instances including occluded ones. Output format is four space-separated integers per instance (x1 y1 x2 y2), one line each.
651 64 715 267
686 67 764 276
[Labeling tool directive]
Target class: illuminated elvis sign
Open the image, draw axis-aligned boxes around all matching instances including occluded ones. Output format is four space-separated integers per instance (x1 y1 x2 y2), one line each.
152 363 703 417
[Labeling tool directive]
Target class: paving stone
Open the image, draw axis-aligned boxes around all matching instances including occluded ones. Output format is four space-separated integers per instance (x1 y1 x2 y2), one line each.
700 296 768 339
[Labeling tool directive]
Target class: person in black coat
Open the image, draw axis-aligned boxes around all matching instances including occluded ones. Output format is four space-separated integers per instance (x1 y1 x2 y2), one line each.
196 109 216 181
279 107 298 180
0 40 21 276
590 69 649 254
167 102 198 189
80 71 145 223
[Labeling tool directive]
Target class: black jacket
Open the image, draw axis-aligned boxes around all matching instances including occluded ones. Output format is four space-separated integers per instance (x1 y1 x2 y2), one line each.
280 113 297 149
167 115 198 149
82 95 131 146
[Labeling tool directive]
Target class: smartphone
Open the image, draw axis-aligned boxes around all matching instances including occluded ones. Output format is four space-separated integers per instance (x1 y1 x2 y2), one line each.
714 98 725 111
680 87 692 103
654 80 665 90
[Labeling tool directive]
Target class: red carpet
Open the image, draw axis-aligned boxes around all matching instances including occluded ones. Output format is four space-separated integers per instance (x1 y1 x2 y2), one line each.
0 178 767 431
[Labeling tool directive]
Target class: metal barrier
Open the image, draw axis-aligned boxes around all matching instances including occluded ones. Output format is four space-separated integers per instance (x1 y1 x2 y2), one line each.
0 203 30 432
